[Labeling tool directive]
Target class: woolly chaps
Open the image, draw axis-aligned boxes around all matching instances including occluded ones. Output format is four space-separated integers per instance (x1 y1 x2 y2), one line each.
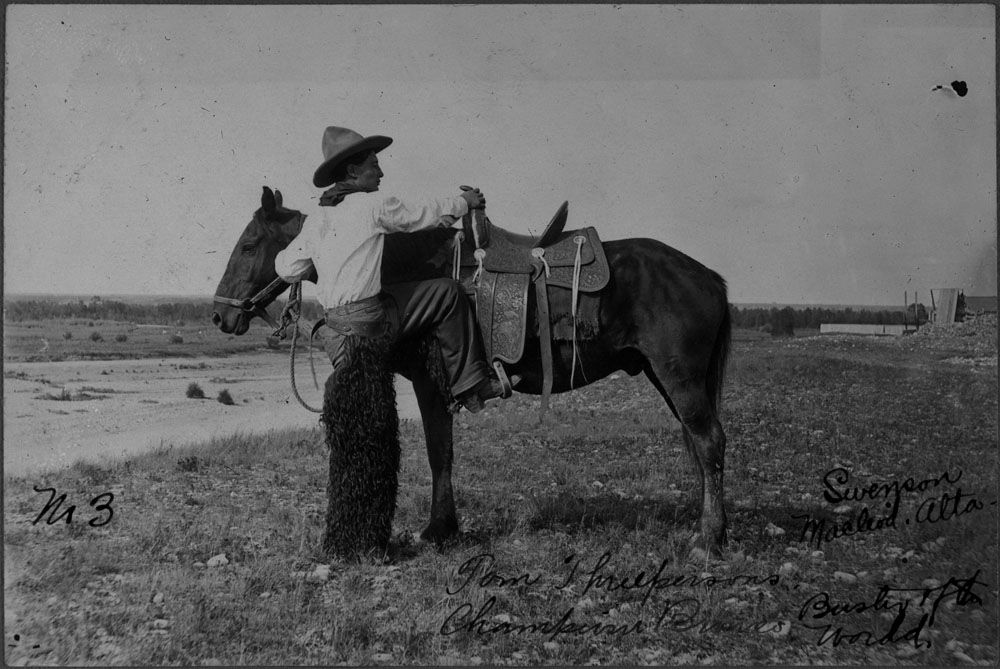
322 333 400 559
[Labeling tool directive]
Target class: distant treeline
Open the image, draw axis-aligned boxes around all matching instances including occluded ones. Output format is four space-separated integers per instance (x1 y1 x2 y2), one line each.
5 297 924 330
4 298 325 325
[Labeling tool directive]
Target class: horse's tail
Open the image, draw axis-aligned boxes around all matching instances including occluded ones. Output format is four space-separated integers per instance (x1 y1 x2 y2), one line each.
706 298 732 414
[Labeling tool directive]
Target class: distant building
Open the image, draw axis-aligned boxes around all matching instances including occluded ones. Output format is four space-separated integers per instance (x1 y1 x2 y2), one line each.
931 288 960 324
927 290 995 322
964 295 997 314
820 324 917 336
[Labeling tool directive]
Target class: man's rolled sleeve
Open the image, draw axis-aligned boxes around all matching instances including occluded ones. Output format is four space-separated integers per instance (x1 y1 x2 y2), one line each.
376 196 469 233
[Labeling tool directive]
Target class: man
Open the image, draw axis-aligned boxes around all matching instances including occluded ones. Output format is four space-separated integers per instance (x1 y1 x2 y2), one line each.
275 126 506 412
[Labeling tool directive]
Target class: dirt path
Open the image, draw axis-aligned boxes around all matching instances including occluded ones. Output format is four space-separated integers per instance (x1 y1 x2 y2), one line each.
3 353 422 478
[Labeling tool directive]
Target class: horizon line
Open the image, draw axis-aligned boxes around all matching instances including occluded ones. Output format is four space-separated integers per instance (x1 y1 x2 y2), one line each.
5 292 979 309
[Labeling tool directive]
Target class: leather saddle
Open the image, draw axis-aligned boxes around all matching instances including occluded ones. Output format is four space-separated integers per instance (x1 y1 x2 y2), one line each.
452 203 610 416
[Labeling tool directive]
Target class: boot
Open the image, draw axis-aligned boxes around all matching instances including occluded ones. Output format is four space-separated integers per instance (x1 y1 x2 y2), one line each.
458 375 520 413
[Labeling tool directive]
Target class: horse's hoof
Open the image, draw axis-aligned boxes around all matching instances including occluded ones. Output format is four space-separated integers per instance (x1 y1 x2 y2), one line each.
688 546 713 563
419 522 459 546
687 533 725 562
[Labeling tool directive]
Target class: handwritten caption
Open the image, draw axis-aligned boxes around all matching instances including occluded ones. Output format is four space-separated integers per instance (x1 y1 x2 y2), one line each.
31 485 115 527
440 552 782 640
792 468 992 550
797 571 988 648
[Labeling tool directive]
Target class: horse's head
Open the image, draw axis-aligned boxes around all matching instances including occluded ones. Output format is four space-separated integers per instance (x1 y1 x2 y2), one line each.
212 186 306 335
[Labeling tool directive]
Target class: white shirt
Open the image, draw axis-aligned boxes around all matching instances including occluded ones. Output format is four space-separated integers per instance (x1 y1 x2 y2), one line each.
275 191 469 308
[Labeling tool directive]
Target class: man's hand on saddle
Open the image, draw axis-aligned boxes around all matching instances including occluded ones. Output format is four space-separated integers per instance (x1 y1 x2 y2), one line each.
460 185 486 210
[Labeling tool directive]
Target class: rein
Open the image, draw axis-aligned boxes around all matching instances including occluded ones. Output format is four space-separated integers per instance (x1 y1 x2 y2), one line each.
286 301 325 414
277 282 325 414
214 276 289 332
215 278 325 414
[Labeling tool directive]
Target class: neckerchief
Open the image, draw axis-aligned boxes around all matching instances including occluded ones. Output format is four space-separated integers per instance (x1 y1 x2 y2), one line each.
319 183 366 207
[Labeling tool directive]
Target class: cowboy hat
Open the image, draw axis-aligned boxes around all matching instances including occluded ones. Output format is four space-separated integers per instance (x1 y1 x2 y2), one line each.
313 126 393 188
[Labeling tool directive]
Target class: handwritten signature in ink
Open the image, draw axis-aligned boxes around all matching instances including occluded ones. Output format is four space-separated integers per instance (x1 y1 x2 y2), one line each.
797 570 988 648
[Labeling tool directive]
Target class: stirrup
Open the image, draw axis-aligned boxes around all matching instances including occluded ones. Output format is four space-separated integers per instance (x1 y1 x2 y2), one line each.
492 361 513 399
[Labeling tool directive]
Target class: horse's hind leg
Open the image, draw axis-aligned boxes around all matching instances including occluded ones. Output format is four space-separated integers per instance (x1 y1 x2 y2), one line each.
644 367 727 555
681 411 727 555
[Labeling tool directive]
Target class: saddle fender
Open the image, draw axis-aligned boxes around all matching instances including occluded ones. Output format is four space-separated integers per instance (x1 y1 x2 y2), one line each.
453 210 610 401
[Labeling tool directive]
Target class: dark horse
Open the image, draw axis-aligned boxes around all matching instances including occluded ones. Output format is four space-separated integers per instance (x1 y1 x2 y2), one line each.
213 187 732 555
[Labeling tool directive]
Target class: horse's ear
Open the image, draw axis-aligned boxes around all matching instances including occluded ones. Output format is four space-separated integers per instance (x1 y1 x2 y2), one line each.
262 186 276 213
274 190 283 209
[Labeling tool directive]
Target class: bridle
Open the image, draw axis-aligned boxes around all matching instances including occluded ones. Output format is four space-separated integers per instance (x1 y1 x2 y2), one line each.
214 276 289 334
214 277 326 414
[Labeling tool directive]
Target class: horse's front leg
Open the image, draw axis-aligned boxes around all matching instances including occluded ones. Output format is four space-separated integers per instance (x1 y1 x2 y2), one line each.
411 368 459 543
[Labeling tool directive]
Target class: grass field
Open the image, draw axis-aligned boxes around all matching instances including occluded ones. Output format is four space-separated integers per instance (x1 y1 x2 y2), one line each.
4 323 997 666
2 319 272 363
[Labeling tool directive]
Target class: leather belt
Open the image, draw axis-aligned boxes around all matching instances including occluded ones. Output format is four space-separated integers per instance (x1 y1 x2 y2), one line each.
324 296 389 338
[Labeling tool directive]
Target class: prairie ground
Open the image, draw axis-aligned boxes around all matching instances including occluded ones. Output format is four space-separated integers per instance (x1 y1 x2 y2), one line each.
3 318 997 666
3 317 424 477
3 319 261 364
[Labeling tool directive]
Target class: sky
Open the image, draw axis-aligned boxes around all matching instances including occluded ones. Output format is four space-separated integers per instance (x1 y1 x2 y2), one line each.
4 4 996 305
